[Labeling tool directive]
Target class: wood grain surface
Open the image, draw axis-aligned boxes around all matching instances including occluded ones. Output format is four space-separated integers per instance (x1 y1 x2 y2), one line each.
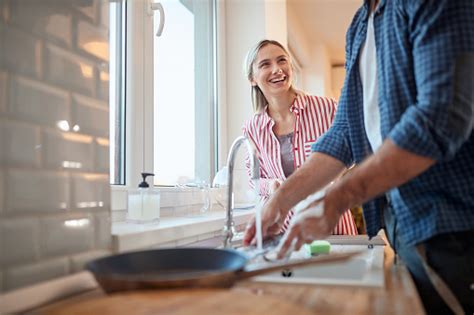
33 245 425 315
41 289 314 315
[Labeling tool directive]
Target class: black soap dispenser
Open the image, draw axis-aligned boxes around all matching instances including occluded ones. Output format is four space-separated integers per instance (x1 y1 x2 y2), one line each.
127 173 161 223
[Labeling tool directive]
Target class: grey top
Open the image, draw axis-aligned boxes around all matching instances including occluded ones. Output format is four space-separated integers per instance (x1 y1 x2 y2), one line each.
276 132 295 178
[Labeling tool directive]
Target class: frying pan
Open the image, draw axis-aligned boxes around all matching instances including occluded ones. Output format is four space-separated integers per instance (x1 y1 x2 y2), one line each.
86 247 357 293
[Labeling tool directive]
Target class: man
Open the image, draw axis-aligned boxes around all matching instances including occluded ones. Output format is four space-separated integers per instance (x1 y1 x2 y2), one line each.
243 1 474 314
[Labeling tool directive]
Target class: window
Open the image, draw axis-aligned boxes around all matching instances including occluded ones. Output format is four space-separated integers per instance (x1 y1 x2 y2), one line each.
109 0 218 188
153 0 217 185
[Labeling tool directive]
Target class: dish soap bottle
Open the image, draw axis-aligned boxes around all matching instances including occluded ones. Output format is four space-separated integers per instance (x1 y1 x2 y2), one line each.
127 172 160 223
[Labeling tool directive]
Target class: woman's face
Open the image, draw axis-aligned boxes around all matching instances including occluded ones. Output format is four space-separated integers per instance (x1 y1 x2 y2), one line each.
251 44 293 97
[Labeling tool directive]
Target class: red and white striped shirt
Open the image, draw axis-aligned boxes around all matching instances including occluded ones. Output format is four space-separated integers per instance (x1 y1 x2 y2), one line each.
243 94 358 235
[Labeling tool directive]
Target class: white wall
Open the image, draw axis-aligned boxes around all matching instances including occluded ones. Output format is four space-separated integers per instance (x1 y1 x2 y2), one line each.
301 43 333 98
331 65 345 100
223 0 287 164
286 4 312 73
264 0 288 48
221 0 287 202
287 4 334 98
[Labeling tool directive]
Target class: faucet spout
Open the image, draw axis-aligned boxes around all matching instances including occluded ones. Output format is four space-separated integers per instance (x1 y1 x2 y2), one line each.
223 136 260 248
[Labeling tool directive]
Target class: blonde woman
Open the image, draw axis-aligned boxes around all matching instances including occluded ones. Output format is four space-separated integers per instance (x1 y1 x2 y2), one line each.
243 39 357 235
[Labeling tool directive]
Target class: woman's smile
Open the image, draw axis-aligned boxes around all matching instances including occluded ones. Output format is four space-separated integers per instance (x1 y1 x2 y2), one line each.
269 75 287 85
252 44 293 95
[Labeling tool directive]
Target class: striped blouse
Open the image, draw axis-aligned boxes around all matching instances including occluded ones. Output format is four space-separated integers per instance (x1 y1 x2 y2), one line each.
243 94 358 235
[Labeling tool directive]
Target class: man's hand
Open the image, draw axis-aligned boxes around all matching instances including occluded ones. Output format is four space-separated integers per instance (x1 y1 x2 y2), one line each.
243 153 346 247
276 187 346 259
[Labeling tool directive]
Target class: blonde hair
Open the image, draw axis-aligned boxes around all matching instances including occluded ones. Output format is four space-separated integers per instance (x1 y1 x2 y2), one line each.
245 39 296 113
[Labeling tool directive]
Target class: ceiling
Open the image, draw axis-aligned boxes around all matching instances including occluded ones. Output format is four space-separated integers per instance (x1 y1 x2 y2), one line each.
287 0 362 65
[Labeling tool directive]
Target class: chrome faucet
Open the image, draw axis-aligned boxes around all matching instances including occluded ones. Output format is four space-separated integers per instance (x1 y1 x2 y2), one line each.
222 136 260 248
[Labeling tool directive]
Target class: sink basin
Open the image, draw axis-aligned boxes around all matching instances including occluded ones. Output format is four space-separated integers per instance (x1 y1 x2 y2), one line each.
191 233 386 288
252 244 385 288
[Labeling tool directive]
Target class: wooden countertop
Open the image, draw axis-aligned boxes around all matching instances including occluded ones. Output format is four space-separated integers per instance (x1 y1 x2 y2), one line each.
235 245 425 314
31 245 425 315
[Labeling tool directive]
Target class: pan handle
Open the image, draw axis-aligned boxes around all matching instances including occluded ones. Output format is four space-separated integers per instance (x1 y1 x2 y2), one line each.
236 251 361 280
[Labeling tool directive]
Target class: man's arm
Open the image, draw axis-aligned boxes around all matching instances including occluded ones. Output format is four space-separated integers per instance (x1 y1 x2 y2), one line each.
327 139 435 212
277 140 435 257
243 152 346 246
275 153 346 211
389 1 474 161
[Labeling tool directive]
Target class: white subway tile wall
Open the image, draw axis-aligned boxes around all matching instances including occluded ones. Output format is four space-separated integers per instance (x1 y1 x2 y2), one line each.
95 137 110 173
0 0 111 293
4 257 69 291
0 169 4 214
69 250 109 273
72 173 110 209
0 123 3 166
73 94 108 137
94 212 112 249
99 2 109 28
98 70 109 101
43 130 94 171
0 71 6 113
39 214 95 258
9 0 72 47
77 20 108 60
10 76 71 128
44 45 96 96
1 26 41 79
3 120 41 167
0 217 40 266
6 169 70 212
75 0 98 22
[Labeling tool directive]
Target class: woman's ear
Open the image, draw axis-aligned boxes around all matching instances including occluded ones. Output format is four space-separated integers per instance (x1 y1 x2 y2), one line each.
250 79 257 87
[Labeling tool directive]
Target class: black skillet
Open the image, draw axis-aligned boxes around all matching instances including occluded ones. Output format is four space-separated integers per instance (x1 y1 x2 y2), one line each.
86 247 357 293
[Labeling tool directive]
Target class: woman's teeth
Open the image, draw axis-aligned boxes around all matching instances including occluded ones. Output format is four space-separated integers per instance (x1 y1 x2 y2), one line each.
270 77 285 83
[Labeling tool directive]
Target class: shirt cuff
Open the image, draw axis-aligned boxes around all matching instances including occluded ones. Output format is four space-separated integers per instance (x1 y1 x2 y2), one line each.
311 130 353 167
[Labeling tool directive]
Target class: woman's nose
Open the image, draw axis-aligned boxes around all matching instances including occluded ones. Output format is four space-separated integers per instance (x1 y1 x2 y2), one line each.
272 67 283 74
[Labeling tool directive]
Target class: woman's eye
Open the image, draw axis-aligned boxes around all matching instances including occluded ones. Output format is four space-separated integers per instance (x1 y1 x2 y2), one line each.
259 63 269 68
278 59 288 64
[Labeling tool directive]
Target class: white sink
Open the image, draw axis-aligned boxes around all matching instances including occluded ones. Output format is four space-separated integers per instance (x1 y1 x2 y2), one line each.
252 244 385 288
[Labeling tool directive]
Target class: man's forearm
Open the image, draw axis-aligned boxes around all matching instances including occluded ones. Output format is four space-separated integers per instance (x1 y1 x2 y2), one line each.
275 152 346 212
331 139 436 209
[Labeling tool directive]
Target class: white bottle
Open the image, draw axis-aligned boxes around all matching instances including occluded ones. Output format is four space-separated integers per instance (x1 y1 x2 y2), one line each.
127 173 160 223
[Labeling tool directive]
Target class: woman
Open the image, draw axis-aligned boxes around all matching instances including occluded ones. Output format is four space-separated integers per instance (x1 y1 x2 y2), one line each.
243 39 357 235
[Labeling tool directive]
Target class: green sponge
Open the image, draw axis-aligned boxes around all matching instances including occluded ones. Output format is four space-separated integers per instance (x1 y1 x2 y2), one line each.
305 240 331 255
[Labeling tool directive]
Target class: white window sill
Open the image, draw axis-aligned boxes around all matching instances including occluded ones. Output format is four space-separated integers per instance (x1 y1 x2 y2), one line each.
111 209 254 253
111 186 230 218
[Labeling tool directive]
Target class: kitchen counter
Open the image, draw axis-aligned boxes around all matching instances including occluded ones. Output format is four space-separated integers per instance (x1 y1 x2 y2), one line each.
112 209 255 252
236 245 425 314
30 245 425 315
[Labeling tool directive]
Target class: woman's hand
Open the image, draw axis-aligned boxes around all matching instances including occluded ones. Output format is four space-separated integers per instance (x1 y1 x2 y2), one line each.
243 179 284 246
242 195 287 246
269 179 283 195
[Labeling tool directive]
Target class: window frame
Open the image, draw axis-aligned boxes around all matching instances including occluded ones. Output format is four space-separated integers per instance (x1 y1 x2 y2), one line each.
111 0 222 214
110 0 127 186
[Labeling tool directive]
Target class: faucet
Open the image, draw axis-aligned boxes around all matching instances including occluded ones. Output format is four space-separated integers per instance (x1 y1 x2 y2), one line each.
222 136 260 248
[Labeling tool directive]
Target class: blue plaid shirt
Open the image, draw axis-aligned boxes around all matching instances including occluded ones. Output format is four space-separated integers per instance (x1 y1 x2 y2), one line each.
312 0 474 246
